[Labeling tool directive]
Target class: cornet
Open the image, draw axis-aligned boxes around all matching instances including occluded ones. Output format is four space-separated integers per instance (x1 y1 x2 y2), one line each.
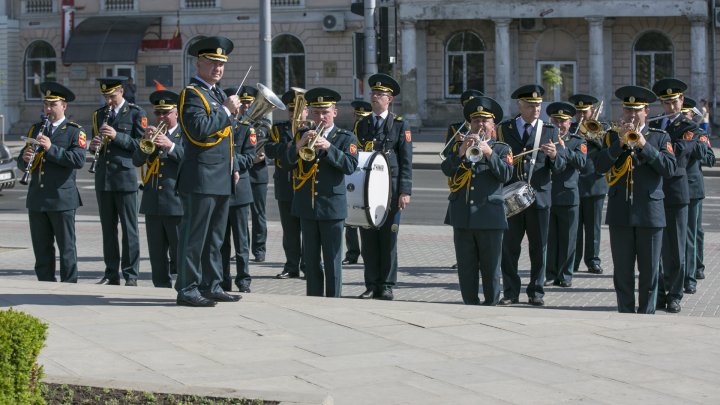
139 121 168 154
464 130 489 163
611 120 641 149
299 121 326 162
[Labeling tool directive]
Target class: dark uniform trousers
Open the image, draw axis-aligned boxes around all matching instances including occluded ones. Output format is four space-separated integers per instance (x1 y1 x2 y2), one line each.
354 113 413 295
266 121 304 275
594 127 676 313
344 227 360 262
93 101 145 282
132 127 184 288
442 140 512 305
221 120 256 290
685 135 714 288
497 119 564 300
175 79 236 299
547 135 586 284
19 119 85 282
250 122 269 259
282 126 359 297
574 139 608 272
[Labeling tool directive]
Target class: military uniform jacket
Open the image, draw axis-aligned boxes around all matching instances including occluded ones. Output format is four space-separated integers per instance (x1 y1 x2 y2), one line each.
17 119 86 211
177 78 235 196
230 120 257 206
578 138 609 198
132 126 184 216
594 126 677 227
92 101 146 192
249 119 269 184
551 134 587 206
686 128 711 200
282 126 359 220
650 118 703 206
265 120 295 202
441 140 513 230
496 118 566 209
354 112 413 197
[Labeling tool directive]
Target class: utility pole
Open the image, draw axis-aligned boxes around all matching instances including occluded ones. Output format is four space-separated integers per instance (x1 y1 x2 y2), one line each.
259 0 272 120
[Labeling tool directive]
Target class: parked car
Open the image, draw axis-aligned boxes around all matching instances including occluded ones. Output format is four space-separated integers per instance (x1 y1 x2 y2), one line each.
0 142 17 191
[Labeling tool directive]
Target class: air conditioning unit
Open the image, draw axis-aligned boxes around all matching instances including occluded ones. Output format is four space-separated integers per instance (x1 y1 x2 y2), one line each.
322 13 346 32
519 18 544 32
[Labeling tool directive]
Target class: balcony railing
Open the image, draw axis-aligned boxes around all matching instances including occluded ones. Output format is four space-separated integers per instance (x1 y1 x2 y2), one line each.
23 0 54 14
104 0 135 11
183 0 217 8
271 0 304 7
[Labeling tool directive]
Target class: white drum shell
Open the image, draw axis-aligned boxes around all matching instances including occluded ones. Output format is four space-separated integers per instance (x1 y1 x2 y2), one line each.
345 151 392 228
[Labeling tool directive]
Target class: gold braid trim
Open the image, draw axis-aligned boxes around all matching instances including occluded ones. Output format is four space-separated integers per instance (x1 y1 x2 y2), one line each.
447 164 472 193
293 161 319 208
141 157 160 185
179 87 232 148
363 140 374 151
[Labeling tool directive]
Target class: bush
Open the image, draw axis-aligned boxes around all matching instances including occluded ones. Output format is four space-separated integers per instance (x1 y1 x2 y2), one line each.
0 308 48 405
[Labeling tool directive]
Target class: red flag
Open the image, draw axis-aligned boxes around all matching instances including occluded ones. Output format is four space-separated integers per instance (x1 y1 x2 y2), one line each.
153 80 166 91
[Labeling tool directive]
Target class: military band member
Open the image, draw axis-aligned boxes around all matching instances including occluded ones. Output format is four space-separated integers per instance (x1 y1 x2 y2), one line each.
238 86 270 263
91 76 146 286
266 90 305 279
444 89 484 145
282 87 359 297
132 90 184 288
219 86 257 293
343 100 372 265
497 85 565 306
17 82 86 282
569 94 607 275
682 97 713 292
545 102 586 288
594 86 676 314
355 74 413 300
650 79 700 313
442 96 512 305
175 36 242 306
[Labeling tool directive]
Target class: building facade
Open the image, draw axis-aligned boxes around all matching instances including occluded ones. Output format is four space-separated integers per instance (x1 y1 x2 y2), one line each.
0 0 717 132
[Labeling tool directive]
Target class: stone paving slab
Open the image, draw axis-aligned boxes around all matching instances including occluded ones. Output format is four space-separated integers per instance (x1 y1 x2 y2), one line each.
2 279 720 404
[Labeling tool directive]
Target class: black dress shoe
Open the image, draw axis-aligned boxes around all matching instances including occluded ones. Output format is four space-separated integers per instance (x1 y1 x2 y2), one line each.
666 300 682 313
342 258 358 265
498 297 519 305
588 265 604 274
236 285 251 293
358 289 375 299
177 295 217 307
97 277 120 286
558 281 572 288
378 289 394 300
201 291 242 302
450 263 458 269
696 271 706 280
529 297 545 306
252 256 265 263
543 279 556 287
276 271 300 279
125 279 137 287
684 286 697 294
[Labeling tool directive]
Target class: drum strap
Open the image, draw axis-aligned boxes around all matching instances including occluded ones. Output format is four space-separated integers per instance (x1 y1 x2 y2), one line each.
526 119 543 184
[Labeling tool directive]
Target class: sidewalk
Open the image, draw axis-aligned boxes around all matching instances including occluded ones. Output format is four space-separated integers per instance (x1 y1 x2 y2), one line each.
1 212 720 403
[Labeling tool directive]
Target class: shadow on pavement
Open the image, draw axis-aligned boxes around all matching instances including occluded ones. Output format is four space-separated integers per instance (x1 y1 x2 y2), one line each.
0 293 175 307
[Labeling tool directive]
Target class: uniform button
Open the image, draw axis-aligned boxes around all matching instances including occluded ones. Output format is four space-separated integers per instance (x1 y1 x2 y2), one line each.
161 162 165 166
158 185 163 190
314 192 318 195
159 174 163 178
41 171 45 175
106 161 110 164
40 184 44 188
42 158 46 162
472 174 476 178
469 200 474 204
470 186 475 190
314 180 319 184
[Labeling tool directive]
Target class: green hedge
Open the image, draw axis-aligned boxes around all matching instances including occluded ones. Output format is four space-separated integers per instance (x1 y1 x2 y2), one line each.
0 308 48 405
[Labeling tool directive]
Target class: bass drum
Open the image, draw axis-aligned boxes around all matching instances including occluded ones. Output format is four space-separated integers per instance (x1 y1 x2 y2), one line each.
345 151 392 228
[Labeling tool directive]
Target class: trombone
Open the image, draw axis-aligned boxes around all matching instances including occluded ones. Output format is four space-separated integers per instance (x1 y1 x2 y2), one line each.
139 121 168 154
439 121 468 161
577 100 605 140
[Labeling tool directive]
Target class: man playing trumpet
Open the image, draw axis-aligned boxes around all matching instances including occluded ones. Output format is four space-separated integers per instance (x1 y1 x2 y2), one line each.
442 96 513 305
594 85 676 314
132 90 184 288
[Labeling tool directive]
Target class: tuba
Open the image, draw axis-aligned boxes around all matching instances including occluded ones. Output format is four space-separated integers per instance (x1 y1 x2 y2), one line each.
139 121 168 154
299 121 326 161
241 83 286 124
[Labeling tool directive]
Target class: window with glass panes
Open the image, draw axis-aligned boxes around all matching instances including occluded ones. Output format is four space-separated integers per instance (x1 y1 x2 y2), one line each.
445 31 485 98
25 41 56 100
272 35 305 95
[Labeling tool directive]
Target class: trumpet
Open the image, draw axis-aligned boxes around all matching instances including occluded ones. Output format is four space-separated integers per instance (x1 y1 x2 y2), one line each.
139 121 168 154
464 130 489 163
299 121 326 161
89 105 112 173
439 121 468 161
611 121 641 149
20 115 50 186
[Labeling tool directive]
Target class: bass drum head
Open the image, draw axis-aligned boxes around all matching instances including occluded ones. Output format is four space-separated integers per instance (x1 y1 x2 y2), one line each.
364 152 391 227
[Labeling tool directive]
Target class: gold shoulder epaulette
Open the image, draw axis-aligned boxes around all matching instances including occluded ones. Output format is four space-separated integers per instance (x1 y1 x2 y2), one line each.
66 121 81 128
394 115 403 121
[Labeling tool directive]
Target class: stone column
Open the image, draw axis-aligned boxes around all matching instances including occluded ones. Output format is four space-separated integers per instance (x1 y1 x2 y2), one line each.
400 19 421 128
586 16 605 107
689 15 708 100
494 18 512 116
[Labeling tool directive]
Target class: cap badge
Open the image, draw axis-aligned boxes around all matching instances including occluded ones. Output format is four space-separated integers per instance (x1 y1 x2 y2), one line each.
559 110 564 115
375 82 381 87
629 96 636 103
159 99 165 105
667 89 673 95
242 92 248 97
477 106 484 112
578 101 584 106
318 96 324 102
45 90 51 96
532 91 538 98
216 48 223 55
101 84 107 90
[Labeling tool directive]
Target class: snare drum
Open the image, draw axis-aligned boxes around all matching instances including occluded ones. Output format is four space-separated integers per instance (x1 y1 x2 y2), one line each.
503 182 536 218
345 151 391 228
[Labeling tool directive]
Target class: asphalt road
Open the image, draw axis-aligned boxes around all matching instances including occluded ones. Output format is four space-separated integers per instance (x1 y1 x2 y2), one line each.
3 167 720 231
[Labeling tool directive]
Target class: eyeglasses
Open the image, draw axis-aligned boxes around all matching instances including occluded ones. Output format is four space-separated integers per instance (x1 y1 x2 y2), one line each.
370 92 390 98
154 110 173 116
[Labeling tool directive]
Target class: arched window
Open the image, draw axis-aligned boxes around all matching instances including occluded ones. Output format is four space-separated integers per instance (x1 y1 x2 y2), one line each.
25 41 56 100
445 31 485 98
272 34 305 95
633 31 673 89
184 35 206 85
